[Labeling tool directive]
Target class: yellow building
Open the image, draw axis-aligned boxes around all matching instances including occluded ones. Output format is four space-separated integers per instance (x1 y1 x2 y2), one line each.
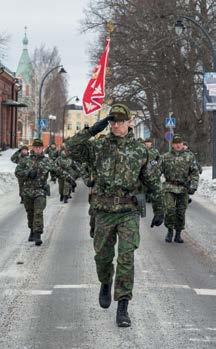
64 104 111 139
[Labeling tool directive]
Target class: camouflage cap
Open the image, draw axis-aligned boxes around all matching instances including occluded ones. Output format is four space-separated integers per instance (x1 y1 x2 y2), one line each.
109 103 131 121
21 145 29 150
32 138 44 147
172 134 183 144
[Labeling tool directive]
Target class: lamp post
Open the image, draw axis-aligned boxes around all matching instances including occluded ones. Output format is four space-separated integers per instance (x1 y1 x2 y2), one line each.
38 65 66 139
175 17 216 179
62 96 79 140
48 114 56 144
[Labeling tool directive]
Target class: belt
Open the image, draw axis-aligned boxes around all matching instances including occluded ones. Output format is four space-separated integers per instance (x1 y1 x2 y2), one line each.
166 180 186 187
92 194 136 205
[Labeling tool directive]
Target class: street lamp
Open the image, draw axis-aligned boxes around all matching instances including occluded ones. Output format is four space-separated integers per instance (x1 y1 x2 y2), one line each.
48 114 56 144
175 16 216 179
38 65 66 139
62 96 80 140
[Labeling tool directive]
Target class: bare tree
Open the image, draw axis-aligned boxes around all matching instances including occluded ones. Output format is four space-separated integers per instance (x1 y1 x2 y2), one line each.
0 32 9 63
82 0 216 163
31 45 68 133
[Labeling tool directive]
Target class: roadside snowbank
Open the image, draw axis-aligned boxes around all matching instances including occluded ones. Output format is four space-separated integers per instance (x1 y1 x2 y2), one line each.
0 149 17 195
197 166 216 205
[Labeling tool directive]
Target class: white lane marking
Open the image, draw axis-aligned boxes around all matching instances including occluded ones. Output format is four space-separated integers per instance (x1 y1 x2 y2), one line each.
158 283 190 289
206 328 216 331
189 337 216 343
53 284 96 289
28 290 53 295
184 328 200 331
194 289 216 296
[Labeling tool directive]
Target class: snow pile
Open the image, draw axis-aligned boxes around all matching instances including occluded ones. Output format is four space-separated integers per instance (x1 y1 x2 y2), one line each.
197 166 216 204
0 149 17 195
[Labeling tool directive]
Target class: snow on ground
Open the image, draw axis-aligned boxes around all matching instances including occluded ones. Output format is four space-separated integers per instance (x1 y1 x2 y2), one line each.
0 149 17 195
197 166 216 205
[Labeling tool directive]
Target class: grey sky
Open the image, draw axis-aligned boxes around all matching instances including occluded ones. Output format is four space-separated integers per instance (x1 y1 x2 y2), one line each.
1 0 95 101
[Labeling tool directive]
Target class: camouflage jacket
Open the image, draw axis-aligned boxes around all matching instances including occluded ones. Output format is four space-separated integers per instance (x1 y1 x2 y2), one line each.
15 153 53 197
45 146 59 160
11 150 28 164
55 155 74 180
66 128 163 214
161 149 199 193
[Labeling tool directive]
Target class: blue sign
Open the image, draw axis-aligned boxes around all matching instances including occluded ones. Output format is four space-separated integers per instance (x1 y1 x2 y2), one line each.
165 131 174 142
165 117 176 128
37 119 48 130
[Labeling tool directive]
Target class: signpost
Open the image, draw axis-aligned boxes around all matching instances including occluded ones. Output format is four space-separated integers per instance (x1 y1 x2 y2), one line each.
165 114 176 151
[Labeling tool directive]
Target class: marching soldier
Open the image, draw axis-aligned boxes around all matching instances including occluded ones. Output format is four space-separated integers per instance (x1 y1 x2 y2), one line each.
66 103 164 327
11 145 29 203
55 150 77 203
161 134 199 243
15 139 54 246
45 142 58 182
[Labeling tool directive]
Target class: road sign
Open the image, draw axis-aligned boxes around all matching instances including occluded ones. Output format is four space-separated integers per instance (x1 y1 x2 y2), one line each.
37 119 48 130
164 131 174 142
165 117 176 128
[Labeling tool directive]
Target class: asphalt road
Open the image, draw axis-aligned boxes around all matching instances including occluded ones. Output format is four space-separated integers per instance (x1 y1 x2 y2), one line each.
0 181 215 349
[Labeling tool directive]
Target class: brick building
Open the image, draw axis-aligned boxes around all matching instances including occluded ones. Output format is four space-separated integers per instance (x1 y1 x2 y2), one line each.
0 65 26 149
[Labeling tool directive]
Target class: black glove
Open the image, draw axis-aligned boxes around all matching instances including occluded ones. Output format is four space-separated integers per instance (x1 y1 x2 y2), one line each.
89 115 114 136
188 187 196 195
86 179 95 188
151 214 164 228
68 176 77 188
28 169 38 179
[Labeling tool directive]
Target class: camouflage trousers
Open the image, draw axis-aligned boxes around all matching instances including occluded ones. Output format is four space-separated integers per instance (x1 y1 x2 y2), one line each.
94 211 140 301
18 178 25 198
164 192 188 231
58 178 71 196
23 195 46 233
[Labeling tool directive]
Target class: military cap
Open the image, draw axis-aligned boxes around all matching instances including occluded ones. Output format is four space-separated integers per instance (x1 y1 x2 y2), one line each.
32 138 44 147
109 103 131 121
172 134 183 144
21 145 29 150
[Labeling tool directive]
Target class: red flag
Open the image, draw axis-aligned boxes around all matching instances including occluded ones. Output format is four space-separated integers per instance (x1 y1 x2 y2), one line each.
83 38 110 115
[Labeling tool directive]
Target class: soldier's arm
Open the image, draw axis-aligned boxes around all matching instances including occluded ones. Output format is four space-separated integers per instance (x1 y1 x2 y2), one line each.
11 150 20 164
189 157 199 190
15 159 30 179
66 128 95 166
139 163 164 215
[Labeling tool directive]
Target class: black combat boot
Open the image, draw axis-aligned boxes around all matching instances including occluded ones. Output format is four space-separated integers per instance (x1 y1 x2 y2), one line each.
174 231 184 243
116 299 131 327
60 194 64 201
63 195 68 203
34 232 43 246
165 229 173 243
99 283 112 308
28 229 35 242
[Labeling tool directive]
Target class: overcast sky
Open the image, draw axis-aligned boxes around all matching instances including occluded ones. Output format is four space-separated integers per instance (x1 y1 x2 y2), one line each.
1 0 96 102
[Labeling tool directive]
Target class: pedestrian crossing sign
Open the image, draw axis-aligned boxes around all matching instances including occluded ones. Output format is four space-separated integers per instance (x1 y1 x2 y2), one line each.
165 117 176 128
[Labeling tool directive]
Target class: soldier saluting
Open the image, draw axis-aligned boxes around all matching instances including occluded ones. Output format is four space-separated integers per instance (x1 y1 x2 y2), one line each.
161 134 199 243
66 103 164 328
15 139 53 246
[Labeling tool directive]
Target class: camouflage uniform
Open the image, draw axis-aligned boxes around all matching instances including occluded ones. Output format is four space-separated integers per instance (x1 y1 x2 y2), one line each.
66 127 163 302
45 145 59 181
144 146 161 202
161 149 199 235
55 152 75 202
11 148 29 202
15 152 53 237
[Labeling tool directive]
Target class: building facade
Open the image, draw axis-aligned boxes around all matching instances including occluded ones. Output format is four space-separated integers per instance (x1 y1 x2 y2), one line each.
0 65 24 149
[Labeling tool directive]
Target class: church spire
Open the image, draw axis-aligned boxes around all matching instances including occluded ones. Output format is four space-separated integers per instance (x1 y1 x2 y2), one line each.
22 26 28 48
